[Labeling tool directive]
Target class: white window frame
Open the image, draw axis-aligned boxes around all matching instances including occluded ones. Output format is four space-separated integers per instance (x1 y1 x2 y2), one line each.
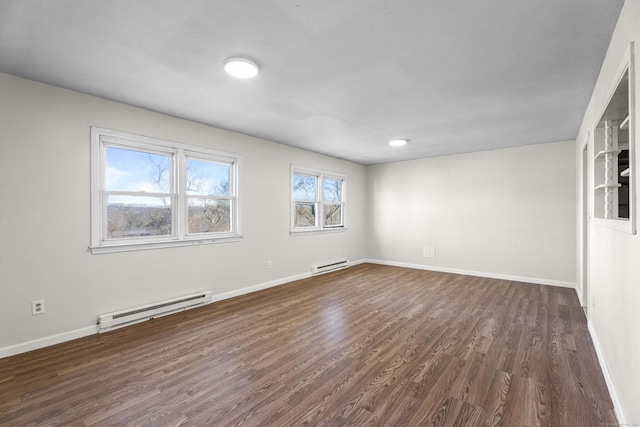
90 127 242 254
291 165 347 234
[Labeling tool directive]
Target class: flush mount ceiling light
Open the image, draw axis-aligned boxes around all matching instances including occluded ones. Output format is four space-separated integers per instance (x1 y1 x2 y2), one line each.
389 139 408 147
223 57 260 79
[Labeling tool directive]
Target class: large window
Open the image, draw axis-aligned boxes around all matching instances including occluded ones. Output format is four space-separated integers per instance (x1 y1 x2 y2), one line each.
291 165 346 233
91 128 241 253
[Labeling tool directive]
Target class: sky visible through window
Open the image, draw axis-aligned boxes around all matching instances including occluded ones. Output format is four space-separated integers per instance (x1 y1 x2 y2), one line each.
293 174 316 201
105 146 230 205
293 174 341 202
292 172 343 228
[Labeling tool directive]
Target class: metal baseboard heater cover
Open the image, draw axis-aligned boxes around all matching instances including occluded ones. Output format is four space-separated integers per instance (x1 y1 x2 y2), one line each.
98 291 212 332
312 259 350 275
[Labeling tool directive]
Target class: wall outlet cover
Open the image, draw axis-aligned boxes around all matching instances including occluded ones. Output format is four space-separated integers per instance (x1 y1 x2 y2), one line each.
423 245 436 258
32 299 45 315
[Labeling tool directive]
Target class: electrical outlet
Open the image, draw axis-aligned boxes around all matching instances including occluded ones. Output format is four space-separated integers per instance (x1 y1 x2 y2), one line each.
32 299 45 315
423 245 436 258
267 260 272 269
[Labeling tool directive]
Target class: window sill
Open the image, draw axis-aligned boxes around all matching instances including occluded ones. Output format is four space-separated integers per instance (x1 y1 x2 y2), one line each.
592 218 636 235
290 227 347 236
90 235 243 254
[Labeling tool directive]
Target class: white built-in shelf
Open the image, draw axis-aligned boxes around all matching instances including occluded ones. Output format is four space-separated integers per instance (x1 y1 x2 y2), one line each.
620 114 630 130
595 183 622 190
594 149 622 159
621 168 630 177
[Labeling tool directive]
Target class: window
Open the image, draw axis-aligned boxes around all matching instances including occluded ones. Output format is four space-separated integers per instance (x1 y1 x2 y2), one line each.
291 165 346 233
91 128 241 253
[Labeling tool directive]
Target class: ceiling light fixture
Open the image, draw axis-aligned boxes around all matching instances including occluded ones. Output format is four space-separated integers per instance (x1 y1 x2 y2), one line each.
223 57 260 79
389 139 408 147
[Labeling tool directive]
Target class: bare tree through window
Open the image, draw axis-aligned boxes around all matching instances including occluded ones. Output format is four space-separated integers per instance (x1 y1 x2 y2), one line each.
105 147 172 238
293 174 317 227
292 167 345 231
91 127 241 252
186 158 232 233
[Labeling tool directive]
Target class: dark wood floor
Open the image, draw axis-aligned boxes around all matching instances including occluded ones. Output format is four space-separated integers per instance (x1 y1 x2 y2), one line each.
0 264 616 426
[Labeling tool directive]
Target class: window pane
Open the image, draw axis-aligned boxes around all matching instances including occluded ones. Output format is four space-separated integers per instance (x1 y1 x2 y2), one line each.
323 203 342 226
188 198 231 233
293 174 317 201
186 159 231 196
107 195 172 238
323 178 342 202
295 202 316 227
105 146 170 192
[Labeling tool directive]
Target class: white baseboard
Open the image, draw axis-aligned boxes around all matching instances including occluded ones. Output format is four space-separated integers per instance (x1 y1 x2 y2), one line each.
209 262 373 303
0 270 316 359
364 259 576 289
0 259 572 359
587 320 627 425
0 325 98 359
209 271 311 303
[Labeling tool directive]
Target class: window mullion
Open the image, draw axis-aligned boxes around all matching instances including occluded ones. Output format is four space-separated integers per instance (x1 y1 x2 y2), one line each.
317 173 322 228
97 141 107 244
101 189 108 242
176 149 185 240
104 190 172 198
187 195 233 201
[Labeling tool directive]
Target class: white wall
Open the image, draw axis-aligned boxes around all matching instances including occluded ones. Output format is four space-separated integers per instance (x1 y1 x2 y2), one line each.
575 0 640 423
0 73 367 352
366 141 577 286
0 54 598 407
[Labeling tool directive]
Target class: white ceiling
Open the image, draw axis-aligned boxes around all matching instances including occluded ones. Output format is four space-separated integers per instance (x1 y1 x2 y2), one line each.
0 0 624 164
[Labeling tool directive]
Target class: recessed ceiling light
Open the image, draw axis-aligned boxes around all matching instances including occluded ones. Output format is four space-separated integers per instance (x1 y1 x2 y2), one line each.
389 139 408 147
223 57 260 79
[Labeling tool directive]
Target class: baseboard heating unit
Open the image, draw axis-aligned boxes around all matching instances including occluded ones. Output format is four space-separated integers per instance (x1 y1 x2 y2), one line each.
312 259 350 275
98 291 213 332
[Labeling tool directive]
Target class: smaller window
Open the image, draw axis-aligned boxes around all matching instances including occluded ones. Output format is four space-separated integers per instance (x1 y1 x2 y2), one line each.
291 165 346 233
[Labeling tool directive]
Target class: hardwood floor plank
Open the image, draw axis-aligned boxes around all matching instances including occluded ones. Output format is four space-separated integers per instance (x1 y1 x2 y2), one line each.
453 400 484 427
0 264 617 426
481 369 513 426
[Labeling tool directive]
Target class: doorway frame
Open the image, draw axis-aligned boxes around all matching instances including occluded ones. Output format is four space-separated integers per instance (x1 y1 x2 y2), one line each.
580 136 591 316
